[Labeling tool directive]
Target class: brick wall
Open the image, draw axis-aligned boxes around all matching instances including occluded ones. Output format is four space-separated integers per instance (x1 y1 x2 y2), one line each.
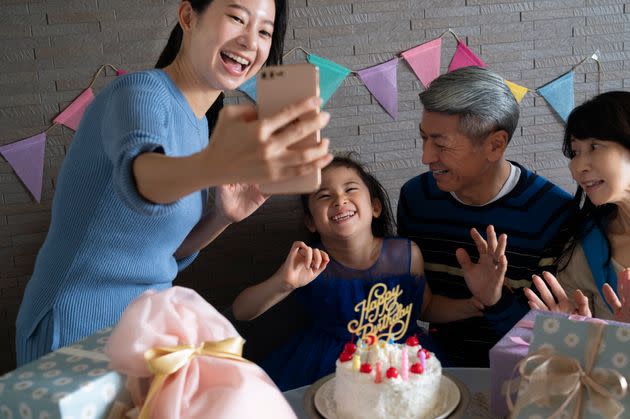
1 0 628 374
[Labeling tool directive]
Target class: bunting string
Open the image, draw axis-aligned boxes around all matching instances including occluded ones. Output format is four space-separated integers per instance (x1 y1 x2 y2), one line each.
240 28 603 125
0 63 126 202
0 28 606 203
282 46 310 61
87 63 122 89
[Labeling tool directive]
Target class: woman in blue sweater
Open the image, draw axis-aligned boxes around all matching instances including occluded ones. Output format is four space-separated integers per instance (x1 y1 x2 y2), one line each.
15 0 332 365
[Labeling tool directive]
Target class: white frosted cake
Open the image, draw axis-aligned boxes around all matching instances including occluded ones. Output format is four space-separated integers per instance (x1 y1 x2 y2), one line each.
334 336 442 419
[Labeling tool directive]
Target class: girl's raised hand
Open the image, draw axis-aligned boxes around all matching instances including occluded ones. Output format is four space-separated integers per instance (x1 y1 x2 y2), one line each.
204 97 332 186
214 183 267 224
524 271 591 316
456 225 508 306
602 268 630 322
279 241 329 291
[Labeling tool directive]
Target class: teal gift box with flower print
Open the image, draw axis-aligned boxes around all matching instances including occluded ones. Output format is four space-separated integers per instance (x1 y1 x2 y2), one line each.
0 328 130 419
511 314 630 419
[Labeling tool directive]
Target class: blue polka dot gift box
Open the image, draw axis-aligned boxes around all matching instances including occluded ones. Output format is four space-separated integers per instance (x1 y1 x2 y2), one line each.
0 328 131 419
510 314 630 419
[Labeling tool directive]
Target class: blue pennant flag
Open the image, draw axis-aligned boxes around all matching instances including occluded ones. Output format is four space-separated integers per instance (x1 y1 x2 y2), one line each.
537 71 575 123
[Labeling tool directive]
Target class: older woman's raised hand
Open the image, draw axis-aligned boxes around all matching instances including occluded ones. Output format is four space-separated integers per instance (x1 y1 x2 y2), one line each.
524 271 591 316
602 268 630 323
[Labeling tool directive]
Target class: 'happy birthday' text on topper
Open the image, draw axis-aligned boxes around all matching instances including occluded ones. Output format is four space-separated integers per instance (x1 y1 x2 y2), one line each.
347 283 413 345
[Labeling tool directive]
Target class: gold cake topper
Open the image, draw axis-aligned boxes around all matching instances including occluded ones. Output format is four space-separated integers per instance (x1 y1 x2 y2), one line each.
347 283 413 345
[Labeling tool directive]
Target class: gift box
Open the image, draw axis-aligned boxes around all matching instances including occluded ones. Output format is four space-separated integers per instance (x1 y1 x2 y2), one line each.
0 328 130 419
105 286 297 419
510 314 630 418
489 310 569 418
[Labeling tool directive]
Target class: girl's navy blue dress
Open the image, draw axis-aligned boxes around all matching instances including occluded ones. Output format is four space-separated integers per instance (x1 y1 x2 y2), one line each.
262 238 433 391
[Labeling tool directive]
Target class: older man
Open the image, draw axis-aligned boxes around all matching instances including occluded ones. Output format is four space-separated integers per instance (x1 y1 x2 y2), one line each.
397 67 575 367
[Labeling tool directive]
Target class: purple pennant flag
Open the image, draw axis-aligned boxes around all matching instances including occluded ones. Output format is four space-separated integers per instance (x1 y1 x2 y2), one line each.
0 132 46 202
357 57 399 120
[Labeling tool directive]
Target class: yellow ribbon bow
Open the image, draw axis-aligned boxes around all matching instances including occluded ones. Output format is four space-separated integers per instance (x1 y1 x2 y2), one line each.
139 337 251 419
507 322 628 419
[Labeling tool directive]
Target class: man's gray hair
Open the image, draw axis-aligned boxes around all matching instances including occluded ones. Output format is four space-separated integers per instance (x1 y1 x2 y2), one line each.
419 66 519 144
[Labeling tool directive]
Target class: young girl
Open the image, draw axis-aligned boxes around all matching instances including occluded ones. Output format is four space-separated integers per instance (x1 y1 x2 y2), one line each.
16 0 332 366
233 155 484 390
525 91 630 322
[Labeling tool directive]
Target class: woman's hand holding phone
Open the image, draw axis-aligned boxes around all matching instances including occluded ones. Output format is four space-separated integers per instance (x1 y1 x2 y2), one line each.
203 95 332 187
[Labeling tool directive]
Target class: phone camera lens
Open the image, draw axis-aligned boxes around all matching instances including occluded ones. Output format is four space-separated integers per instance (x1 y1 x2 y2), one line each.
261 72 267 79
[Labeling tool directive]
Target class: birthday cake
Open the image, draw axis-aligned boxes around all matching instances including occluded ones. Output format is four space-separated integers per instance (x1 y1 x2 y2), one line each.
333 283 442 419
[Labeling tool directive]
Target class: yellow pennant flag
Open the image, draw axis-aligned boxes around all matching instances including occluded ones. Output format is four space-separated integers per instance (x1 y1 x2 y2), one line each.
505 80 528 104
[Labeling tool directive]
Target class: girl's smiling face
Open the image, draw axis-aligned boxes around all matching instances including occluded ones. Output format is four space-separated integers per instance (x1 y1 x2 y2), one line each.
306 165 382 240
569 137 630 207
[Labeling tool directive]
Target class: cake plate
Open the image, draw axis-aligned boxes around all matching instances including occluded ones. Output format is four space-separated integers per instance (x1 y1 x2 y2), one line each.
303 371 470 419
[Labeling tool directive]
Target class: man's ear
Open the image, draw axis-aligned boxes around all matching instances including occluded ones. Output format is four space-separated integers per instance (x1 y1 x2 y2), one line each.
372 197 383 218
304 215 317 233
485 130 509 162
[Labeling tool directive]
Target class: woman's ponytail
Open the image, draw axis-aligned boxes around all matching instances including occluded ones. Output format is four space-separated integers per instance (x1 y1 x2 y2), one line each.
155 24 183 69
155 22 224 133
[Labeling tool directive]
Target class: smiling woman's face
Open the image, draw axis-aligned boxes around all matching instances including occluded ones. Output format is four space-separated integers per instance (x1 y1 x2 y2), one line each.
183 0 275 91
569 137 630 207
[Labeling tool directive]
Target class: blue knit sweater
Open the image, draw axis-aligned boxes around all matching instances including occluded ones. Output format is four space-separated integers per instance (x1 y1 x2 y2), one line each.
397 162 575 366
16 70 208 360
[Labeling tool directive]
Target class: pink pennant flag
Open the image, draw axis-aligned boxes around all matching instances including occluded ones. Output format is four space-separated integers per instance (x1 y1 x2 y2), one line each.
53 87 94 131
357 57 399 119
0 133 46 202
401 38 442 88
448 41 486 72
115 69 127 76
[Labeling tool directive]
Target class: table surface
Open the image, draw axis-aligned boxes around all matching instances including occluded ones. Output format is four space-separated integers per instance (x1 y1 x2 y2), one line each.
282 367 497 419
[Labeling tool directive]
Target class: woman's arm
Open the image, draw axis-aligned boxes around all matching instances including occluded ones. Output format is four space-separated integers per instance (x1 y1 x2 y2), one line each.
232 242 329 321
174 184 267 258
133 99 331 205
174 209 231 259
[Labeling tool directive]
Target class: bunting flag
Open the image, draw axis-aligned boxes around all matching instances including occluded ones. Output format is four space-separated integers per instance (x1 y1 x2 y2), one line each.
357 57 399 119
448 41 486 72
505 80 529 104
238 76 257 102
115 69 127 76
307 54 351 106
53 87 94 131
0 133 46 202
401 38 442 88
537 71 575 123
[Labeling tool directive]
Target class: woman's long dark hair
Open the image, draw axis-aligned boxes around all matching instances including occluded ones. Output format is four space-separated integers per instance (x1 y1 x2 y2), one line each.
556 91 630 271
155 0 288 132
301 153 396 240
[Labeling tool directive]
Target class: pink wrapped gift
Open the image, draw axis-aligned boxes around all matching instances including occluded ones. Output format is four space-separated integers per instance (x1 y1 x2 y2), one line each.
104 286 296 419
489 310 567 418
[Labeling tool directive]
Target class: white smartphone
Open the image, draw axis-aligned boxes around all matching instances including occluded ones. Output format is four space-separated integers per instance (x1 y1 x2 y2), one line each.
256 63 321 195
